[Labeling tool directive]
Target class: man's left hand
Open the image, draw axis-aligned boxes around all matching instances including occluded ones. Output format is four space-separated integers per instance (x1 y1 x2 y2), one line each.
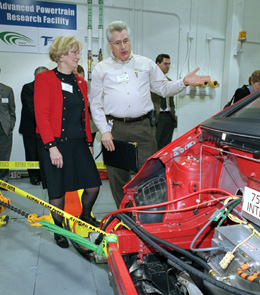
183 67 210 86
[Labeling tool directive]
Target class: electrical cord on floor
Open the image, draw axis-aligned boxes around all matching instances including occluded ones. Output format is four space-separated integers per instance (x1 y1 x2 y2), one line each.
115 213 255 295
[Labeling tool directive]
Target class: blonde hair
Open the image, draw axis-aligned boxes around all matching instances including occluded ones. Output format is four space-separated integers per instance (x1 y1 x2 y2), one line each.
250 70 260 84
49 35 82 62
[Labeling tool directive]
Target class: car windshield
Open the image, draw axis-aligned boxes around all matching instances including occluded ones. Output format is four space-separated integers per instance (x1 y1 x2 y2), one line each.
231 98 260 119
200 90 260 154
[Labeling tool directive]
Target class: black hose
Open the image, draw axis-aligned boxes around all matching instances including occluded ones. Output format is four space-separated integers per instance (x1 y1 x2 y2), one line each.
116 213 255 295
121 213 211 272
94 215 115 245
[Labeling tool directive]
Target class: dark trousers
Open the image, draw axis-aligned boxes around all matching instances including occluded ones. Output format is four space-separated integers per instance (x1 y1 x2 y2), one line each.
0 125 12 181
106 117 157 208
156 112 175 150
22 135 41 181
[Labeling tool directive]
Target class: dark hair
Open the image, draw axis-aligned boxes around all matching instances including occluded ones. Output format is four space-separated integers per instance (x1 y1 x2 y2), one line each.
155 54 170 64
77 65 84 74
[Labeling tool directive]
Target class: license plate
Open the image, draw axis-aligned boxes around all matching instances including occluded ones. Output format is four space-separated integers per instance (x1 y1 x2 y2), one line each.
242 187 260 221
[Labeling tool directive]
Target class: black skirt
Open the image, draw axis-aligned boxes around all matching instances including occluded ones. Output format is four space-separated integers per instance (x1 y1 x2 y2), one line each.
37 138 101 199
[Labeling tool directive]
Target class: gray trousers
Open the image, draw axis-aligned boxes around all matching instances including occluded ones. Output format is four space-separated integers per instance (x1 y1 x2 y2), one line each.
106 117 157 208
0 124 12 181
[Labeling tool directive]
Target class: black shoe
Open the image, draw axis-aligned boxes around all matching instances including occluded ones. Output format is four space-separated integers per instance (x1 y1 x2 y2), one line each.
30 179 40 186
79 215 100 228
54 233 69 248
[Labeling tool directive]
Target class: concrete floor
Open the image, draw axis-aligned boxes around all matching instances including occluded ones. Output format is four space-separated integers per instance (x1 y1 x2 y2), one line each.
0 177 117 295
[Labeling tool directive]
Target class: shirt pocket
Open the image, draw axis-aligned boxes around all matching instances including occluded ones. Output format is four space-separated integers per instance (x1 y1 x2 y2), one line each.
136 71 150 93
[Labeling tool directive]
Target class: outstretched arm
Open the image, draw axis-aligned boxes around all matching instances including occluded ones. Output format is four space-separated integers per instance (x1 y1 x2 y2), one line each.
183 67 210 86
150 64 210 98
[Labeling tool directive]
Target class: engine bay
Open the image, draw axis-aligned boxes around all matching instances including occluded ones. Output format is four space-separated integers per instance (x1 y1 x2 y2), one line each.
104 123 260 295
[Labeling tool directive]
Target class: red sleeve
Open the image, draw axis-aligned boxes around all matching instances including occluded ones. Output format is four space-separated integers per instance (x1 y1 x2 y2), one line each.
77 76 93 144
34 71 62 146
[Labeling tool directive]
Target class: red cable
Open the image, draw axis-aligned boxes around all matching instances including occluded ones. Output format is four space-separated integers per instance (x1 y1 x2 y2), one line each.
101 188 233 228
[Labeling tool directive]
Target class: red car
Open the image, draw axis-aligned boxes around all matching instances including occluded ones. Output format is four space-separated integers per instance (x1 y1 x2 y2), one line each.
103 90 260 295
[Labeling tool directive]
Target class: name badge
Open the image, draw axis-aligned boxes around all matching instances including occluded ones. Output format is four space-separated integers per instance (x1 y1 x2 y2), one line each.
1 98 9 103
117 73 129 83
61 82 73 93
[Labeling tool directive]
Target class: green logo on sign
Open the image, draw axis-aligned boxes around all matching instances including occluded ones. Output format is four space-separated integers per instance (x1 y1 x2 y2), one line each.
0 31 33 45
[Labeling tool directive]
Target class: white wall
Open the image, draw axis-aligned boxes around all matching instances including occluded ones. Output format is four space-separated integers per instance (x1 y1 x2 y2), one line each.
240 1 260 83
1 0 259 162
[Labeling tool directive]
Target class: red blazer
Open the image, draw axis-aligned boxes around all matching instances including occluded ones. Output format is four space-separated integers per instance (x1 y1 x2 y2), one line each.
34 70 92 148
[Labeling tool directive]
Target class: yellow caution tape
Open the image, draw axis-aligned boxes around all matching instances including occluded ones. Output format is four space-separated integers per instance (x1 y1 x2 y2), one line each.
0 161 106 169
0 215 9 227
0 179 114 239
95 161 106 169
101 234 119 258
0 161 40 169
102 236 108 257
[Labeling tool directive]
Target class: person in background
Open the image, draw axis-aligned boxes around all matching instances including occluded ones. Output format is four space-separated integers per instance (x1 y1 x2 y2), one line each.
234 70 260 103
89 20 210 207
151 54 177 150
74 65 98 142
19 66 48 186
0 78 16 187
224 70 260 108
34 35 101 248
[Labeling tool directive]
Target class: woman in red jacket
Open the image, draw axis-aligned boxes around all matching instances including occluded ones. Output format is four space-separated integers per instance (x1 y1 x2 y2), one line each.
34 35 101 248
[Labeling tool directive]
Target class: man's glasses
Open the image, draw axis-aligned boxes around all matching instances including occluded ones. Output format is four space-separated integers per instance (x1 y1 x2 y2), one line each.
112 39 130 47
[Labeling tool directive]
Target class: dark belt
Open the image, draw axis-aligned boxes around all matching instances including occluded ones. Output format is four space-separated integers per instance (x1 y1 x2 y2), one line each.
108 113 149 123
160 111 170 113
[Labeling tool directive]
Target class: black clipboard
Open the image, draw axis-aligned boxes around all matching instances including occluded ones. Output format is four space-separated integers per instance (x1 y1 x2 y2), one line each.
102 140 139 172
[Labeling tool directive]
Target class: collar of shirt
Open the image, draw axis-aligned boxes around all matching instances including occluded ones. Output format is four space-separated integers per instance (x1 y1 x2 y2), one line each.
248 85 253 93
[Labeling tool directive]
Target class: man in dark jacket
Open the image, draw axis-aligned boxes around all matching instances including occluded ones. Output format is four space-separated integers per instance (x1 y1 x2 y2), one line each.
19 66 48 185
0 81 15 185
151 54 177 150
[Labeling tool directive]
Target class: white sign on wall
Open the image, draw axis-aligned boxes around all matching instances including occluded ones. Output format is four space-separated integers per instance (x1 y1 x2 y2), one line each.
0 0 77 53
